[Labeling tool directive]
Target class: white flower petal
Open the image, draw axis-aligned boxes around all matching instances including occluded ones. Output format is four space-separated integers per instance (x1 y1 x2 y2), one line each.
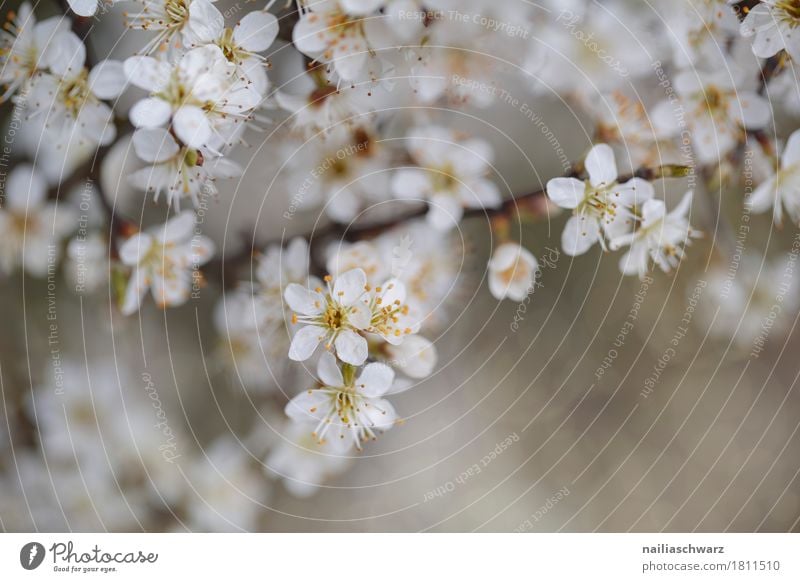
173 105 212 148
132 128 179 164
585 143 617 187
547 177 584 209
234 11 279 52
88 60 126 100
284 284 325 315
288 325 324 361
129 98 172 128
334 329 368 365
317 352 344 388
333 269 367 306
357 363 395 398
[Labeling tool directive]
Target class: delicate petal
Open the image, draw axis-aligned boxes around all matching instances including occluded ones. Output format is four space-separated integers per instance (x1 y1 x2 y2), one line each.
130 98 172 128
132 128 179 163
88 60 126 100
285 390 330 423
288 325 324 361
547 177 584 209
585 143 617 187
334 329 368 365
317 352 344 388
284 284 325 315
68 0 98 17
333 269 367 306
124 56 171 92
234 11 279 52
562 214 600 256
173 105 212 148
6 164 47 211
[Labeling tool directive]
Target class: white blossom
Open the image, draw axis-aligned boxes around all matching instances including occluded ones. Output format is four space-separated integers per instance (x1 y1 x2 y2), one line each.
611 191 698 278
285 352 399 450
265 420 352 498
29 32 125 146
124 45 261 149
749 129 800 225
184 1 278 95
546 144 653 256
284 268 372 365
119 211 214 314
0 164 75 277
652 68 770 165
392 126 500 230
129 127 242 209
0 3 67 101
293 0 383 81
488 242 537 302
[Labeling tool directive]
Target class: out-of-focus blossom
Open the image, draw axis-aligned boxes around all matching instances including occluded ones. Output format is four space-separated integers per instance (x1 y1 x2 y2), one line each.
0 164 75 277
119 211 214 314
488 242 537 302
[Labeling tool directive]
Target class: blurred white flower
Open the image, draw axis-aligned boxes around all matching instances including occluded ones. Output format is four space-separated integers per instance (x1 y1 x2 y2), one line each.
0 3 67 101
0 164 75 277
392 126 500 230
488 243 537 302
611 191 698 279
546 144 653 256
285 127 393 223
652 68 770 165
749 129 800 226
119 211 214 314
293 0 382 80
124 45 261 149
276 78 374 136
65 232 108 293
382 334 437 379
285 352 398 450
265 420 352 498
254 237 320 328
29 32 124 146
284 268 371 365
183 436 270 532
128 127 242 209
67 0 119 17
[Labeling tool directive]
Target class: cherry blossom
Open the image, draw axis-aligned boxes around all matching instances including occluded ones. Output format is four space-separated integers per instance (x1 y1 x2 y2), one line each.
749 129 800 225
29 32 125 146
128 127 242 209
610 191 698 278
392 126 500 230
124 45 261 149
0 3 68 101
285 352 398 450
284 268 371 365
0 165 76 277
119 211 214 314
488 243 538 302
546 144 654 256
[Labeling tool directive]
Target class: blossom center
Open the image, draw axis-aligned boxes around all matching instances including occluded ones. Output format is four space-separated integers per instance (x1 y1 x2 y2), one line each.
777 0 800 23
59 69 93 117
